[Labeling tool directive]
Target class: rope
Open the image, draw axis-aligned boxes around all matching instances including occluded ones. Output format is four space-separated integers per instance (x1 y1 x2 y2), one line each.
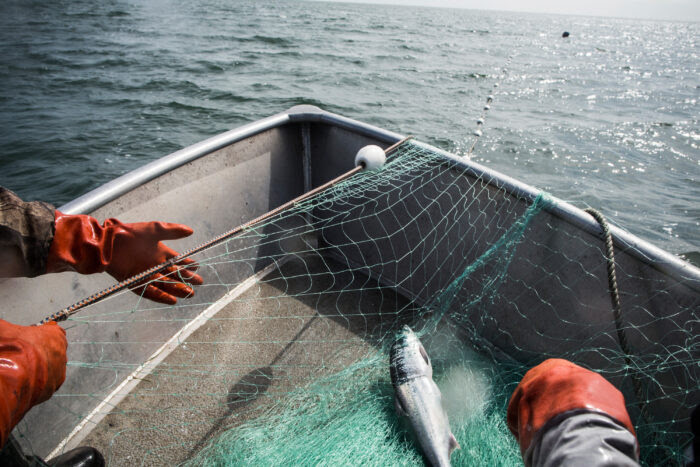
584 209 629 355
466 54 514 156
38 137 414 325
584 207 652 429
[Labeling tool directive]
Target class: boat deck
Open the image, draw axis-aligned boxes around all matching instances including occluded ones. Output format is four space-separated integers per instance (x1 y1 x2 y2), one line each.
71 254 416 465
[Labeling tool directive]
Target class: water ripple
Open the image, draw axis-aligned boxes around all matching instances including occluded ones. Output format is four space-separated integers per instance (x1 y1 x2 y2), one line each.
0 0 697 253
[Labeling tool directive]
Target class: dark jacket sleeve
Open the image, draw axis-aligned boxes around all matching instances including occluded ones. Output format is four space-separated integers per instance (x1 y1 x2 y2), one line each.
0 188 55 278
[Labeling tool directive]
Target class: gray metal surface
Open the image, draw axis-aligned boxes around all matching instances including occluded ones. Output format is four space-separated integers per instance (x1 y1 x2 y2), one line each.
58 113 290 215
3 106 405 458
59 105 403 215
72 254 415 465
3 121 314 456
317 147 698 435
411 141 700 290
0 106 696 460
57 105 700 290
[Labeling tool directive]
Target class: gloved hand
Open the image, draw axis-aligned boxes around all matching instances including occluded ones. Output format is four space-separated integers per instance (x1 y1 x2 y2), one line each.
0 320 67 447
46 212 204 305
507 358 636 455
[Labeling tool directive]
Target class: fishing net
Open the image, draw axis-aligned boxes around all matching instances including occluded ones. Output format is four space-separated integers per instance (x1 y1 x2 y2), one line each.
22 140 697 466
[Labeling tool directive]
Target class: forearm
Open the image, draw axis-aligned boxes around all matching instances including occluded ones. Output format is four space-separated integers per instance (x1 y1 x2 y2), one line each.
508 359 639 467
0 320 67 447
0 338 46 446
525 411 639 467
0 188 55 278
0 186 202 303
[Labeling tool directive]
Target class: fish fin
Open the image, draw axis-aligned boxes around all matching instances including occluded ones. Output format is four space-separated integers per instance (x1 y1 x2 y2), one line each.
449 432 460 454
394 395 408 417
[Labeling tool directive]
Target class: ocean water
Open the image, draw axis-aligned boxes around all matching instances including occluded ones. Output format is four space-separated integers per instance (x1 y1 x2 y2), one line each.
0 0 697 255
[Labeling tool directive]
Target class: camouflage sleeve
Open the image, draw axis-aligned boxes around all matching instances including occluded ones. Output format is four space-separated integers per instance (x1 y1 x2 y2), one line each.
0 187 55 278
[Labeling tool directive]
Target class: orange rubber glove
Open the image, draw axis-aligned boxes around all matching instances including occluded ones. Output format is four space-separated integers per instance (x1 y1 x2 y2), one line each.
507 358 636 455
0 320 67 447
46 211 204 305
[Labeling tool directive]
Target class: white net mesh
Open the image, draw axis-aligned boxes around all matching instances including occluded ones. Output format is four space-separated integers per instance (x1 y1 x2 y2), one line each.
27 140 698 465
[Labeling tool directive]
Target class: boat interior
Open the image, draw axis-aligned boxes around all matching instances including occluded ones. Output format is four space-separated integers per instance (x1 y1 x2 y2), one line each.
0 106 696 463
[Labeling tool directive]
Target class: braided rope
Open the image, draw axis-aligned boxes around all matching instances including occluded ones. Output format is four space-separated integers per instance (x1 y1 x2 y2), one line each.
38 138 413 325
584 209 628 353
584 207 652 429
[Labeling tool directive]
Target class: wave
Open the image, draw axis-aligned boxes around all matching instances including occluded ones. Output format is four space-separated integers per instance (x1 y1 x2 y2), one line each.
238 35 296 47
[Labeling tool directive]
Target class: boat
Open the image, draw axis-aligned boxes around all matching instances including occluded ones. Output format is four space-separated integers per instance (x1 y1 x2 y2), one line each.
0 106 697 464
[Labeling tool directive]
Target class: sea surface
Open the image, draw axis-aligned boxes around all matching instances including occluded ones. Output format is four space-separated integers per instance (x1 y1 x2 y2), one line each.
0 0 697 255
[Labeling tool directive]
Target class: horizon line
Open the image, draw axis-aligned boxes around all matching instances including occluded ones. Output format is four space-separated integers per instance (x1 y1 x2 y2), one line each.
303 0 700 23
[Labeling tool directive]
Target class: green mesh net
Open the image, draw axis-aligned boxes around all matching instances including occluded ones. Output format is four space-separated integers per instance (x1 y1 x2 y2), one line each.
34 140 697 465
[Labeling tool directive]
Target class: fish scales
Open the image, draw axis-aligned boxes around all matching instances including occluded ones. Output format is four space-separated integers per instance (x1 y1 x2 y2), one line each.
390 326 459 467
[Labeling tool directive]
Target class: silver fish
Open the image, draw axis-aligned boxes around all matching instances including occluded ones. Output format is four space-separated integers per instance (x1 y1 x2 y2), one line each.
390 325 459 466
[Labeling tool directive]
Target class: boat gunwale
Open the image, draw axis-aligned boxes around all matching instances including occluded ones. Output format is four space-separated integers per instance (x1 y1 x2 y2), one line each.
412 140 700 291
59 105 700 291
58 105 403 215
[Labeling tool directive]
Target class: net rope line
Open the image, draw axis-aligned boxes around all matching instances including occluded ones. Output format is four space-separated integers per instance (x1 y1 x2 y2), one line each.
62 144 517 329
53 144 680 346
467 53 514 156
584 208 653 427
35 140 694 465
52 143 473 326
54 153 548 460
58 151 578 347
27 60 694 463
68 148 520 332
38 136 414 325
45 141 688 346
46 134 499 329
60 143 540 366
142 61 520 321
45 260 283 459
